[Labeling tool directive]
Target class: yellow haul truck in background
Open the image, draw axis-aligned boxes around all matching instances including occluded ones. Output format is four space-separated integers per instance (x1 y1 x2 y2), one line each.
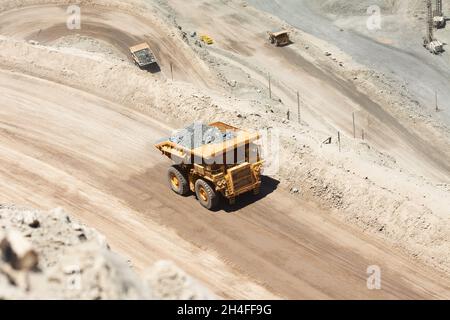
155 122 263 210
129 42 158 69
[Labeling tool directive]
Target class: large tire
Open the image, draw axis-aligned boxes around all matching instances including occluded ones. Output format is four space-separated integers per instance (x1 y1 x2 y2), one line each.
167 166 189 196
195 179 219 210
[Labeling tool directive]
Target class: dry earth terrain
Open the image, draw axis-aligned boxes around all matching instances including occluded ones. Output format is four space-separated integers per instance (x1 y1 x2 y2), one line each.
0 0 449 299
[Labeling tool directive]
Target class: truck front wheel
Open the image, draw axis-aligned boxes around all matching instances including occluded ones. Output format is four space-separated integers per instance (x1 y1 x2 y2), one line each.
167 166 189 196
195 179 219 210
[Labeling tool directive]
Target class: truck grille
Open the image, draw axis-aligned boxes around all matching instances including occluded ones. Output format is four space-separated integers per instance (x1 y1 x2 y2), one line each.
230 164 254 191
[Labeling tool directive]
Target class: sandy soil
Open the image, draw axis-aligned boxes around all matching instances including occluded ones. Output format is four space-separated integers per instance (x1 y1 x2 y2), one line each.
0 0 449 299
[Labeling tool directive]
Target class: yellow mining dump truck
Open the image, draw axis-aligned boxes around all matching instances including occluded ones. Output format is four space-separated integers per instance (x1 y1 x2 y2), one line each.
129 42 158 69
268 30 290 47
155 122 263 210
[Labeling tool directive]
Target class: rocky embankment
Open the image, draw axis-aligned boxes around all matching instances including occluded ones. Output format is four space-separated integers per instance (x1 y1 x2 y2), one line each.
0 205 213 299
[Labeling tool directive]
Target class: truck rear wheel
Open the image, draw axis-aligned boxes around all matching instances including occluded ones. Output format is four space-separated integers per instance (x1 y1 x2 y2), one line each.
167 166 189 196
195 179 218 210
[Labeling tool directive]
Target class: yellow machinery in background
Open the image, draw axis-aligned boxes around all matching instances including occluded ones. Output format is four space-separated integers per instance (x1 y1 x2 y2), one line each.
200 34 214 45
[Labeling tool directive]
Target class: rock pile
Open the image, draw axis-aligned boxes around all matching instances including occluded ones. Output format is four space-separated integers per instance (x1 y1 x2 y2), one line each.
0 205 213 299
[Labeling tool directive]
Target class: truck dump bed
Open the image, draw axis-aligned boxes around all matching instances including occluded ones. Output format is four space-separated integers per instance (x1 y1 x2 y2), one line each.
268 30 290 47
155 122 260 164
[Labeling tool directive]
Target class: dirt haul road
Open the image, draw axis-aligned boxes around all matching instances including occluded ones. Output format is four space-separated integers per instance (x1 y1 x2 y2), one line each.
1 2 450 299
1 69 450 299
0 4 215 88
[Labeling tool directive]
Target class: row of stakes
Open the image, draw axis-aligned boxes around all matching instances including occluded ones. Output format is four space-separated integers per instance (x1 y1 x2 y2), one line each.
267 73 444 153
168 68 442 152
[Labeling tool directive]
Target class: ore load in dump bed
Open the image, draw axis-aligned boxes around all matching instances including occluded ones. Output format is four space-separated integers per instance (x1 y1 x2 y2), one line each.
268 30 291 47
129 43 158 69
155 122 264 210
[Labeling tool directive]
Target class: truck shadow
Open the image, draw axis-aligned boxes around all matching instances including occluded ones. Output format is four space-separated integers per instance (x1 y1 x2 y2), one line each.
216 175 280 213
142 63 161 74
276 40 294 47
